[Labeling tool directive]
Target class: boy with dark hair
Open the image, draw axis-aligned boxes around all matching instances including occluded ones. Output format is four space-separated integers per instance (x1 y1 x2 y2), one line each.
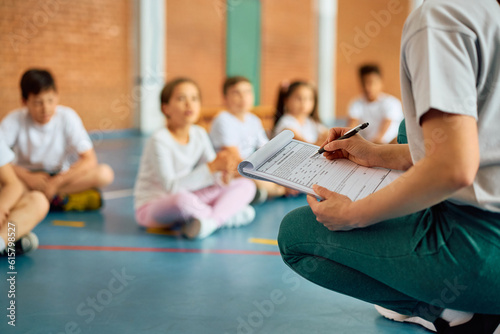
210 76 268 159
0 69 114 211
347 64 403 144
0 136 48 256
209 76 290 201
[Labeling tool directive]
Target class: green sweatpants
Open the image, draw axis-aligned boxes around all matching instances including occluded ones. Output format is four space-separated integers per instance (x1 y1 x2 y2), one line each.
278 121 500 320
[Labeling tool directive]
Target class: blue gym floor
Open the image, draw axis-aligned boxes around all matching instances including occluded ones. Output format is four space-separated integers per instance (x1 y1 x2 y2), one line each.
1 135 429 334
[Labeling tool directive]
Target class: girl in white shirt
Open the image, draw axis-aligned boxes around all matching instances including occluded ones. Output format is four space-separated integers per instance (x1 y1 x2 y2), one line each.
273 81 328 145
134 78 256 239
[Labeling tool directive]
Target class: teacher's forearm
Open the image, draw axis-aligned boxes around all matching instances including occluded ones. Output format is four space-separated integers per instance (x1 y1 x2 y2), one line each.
351 156 472 227
348 110 479 228
371 144 413 171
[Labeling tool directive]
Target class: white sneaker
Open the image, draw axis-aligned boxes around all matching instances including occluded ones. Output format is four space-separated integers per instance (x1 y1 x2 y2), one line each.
0 232 39 256
375 305 437 332
182 218 219 240
223 206 256 228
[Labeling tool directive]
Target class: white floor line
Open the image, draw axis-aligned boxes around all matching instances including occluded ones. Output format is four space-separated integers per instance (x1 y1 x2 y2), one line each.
102 188 134 200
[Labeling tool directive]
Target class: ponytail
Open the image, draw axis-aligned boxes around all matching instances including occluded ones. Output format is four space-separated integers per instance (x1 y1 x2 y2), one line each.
274 82 289 129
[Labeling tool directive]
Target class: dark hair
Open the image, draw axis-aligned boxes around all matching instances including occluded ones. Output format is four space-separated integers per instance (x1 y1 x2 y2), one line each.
274 80 319 129
20 69 56 100
358 64 382 80
160 77 201 105
222 76 251 96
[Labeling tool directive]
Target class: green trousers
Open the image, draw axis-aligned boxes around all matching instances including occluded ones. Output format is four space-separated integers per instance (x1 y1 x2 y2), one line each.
278 120 500 320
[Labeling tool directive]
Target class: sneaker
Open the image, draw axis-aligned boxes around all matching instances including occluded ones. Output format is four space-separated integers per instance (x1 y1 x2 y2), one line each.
375 305 437 332
224 205 256 228
49 194 66 211
0 232 39 256
434 314 500 334
182 218 219 240
51 189 103 212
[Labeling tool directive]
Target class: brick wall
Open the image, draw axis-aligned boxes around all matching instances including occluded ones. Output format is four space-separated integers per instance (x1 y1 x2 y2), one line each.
165 0 317 114
0 0 410 131
260 0 318 108
336 0 410 118
0 0 132 131
166 0 226 109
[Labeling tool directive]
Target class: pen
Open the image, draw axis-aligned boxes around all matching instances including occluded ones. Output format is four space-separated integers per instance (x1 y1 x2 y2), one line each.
311 122 369 158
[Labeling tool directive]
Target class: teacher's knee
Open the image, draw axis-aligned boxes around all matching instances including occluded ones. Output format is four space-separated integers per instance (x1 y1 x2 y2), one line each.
278 206 315 254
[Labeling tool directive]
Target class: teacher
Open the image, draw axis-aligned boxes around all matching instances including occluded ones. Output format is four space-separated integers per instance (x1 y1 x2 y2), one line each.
277 0 500 333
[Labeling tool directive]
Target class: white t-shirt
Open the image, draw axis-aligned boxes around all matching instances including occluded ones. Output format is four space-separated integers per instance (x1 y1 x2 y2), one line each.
400 0 500 212
0 137 14 168
134 125 217 209
209 111 269 159
0 106 93 173
273 114 327 143
348 94 403 143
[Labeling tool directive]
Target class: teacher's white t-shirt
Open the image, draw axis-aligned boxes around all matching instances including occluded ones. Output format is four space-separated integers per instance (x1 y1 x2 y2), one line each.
400 0 500 212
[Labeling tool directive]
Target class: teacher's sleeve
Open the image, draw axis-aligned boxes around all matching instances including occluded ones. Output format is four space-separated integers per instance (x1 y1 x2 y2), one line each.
403 28 479 122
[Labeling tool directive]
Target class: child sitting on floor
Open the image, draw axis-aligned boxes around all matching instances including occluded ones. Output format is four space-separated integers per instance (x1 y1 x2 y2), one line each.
0 136 49 257
346 64 403 144
0 69 114 211
134 77 256 239
273 80 328 145
209 76 290 201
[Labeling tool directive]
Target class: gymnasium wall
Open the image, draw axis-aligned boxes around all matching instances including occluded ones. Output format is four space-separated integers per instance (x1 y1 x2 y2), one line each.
336 0 411 118
166 0 226 108
0 0 411 131
260 0 318 107
0 0 133 131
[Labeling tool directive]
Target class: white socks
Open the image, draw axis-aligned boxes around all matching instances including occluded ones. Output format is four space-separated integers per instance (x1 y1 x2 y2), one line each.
0 238 5 252
441 309 474 327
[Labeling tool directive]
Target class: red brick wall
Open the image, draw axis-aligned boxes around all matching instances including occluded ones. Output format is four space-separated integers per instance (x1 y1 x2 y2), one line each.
261 0 318 108
0 1 410 130
336 0 410 118
0 0 132 131
166 0 226 109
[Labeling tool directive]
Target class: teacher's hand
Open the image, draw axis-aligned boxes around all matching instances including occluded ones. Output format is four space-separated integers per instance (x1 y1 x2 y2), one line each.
307 184 362 231
321 127 377 167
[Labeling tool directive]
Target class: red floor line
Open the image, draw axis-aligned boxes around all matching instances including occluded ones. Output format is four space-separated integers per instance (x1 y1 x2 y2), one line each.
38 245 281 256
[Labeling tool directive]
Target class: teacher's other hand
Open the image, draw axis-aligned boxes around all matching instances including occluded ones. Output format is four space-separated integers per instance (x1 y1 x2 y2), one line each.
307 184 362 231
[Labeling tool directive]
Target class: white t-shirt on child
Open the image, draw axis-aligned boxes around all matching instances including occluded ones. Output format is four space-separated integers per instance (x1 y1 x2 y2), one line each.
134 125 217 209
0 106 93 173
348 93 403 143
209 111 269 159
273 114 327 143
0 137 14 168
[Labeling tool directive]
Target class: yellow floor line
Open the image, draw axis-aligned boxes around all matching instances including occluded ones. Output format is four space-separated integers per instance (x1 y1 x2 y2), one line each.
248 238 278 246
52 220 85 228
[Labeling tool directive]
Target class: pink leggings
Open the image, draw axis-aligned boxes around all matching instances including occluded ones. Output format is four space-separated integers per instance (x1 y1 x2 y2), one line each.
135 178 256 228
